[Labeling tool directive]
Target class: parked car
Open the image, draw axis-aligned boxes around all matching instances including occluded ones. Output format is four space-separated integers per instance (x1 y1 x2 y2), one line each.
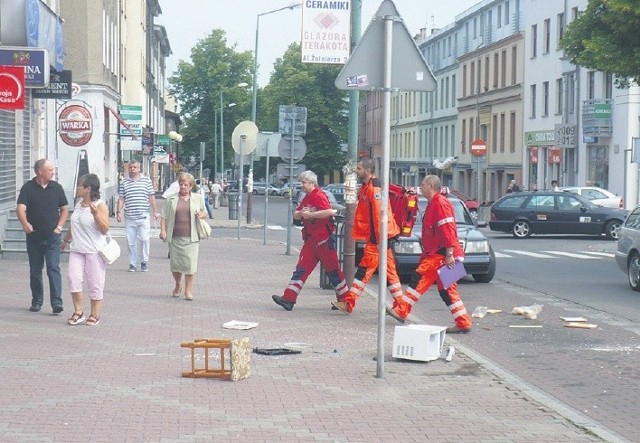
293 189 346 226
251 182 281 195
489 191 627 240
323 183 345 203
560 186 623 209
280 183 302 199
615 205 640 291
355 195 496 283
445 187 480 217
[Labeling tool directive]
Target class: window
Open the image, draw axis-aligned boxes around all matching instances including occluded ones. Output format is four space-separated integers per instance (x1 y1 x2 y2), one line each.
445 77 450 108
505 1 510 25
451 74 456 107
498 5 502 27
543 19 550 54
470 61 476 95
587 71 595 99
493 53 499 87
492 114 498 153
462 65 467 97
530 84 537 118
542 81 549 116
484 56 489 91
509 112 516 152
605 72 613 99
567 73 575 114
461 119 467 154
503 49 509 87
572 6 579 21
469 117 475 143
511 46 517 85
556 78 563 114
526 195 555 209
500 113 505 152
557 13 565 46
474 17 478 38
531 24 537 57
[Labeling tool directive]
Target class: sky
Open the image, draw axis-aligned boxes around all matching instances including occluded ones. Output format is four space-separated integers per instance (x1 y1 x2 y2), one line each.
157 0 480 86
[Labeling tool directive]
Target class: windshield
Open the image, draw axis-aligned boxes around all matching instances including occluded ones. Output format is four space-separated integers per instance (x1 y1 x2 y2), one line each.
418 197 474 226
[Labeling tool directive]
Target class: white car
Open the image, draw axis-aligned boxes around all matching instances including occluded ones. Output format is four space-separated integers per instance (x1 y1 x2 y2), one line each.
560 186 623 209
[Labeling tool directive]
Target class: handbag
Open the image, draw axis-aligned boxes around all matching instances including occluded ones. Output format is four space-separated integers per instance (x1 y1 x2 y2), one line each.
99 234 121 264
196 217 212 240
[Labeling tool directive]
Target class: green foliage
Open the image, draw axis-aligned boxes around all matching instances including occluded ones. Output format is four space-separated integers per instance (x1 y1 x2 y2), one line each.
560 0 640 88
167 29 253 175
258 43 348 180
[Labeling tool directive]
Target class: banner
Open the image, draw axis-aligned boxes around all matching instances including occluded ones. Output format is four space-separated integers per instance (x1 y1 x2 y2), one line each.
0 65 25 110
301 0 351 64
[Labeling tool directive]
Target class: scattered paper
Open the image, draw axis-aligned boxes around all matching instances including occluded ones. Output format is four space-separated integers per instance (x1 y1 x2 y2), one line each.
509 325 543 328
560 316 588 322
512 304 543 319
223 320 259 330
486 309 502 314
564 322 598 329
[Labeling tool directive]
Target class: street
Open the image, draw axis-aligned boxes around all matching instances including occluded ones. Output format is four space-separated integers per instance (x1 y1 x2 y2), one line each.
219 195 640 441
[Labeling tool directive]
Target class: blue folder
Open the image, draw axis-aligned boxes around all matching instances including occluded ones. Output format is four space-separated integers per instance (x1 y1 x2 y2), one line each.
437 260 467 289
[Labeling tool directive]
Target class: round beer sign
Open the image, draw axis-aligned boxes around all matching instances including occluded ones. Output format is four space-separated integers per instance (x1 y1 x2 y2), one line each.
59 104 93 147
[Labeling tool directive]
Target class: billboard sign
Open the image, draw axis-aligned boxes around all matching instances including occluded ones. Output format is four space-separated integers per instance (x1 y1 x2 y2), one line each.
301 0 350 64
0 47 49 88
0 65 26 110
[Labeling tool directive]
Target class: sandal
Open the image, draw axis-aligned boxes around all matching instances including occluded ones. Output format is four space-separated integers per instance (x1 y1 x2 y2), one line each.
86 315 100 326
185 294 193 301
172 287 182 298
68 312 85 326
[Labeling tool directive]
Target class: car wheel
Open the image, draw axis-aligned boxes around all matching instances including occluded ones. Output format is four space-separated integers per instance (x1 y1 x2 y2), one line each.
604 219 622 240
628 253 640 291
511 220 532 238
270 190 277 196
469 208 478 220
472 251 496 283
252 190 258 195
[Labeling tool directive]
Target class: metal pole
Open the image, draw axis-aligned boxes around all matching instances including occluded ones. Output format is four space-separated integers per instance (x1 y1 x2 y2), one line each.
220 91 224 181
214 111 218 180
286 115 295 256
263 138 271 245
376 12 394 380
237 136 245 240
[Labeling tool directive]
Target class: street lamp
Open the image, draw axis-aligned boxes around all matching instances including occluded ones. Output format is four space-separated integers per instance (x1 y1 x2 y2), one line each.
168 130 183 181
217 101 236 181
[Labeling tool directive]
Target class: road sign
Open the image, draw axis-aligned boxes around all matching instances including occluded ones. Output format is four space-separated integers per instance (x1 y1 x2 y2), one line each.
231 121 259 155
334 0 436 92
279 105 307 136
277 163 306 179
471 139 487 157
278 136 307 162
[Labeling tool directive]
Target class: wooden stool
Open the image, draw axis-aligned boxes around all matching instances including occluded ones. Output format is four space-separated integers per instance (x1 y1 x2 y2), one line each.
180 337 251 381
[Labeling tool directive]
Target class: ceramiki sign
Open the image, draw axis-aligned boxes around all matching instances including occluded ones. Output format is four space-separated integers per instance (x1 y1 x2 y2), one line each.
59 104 93 147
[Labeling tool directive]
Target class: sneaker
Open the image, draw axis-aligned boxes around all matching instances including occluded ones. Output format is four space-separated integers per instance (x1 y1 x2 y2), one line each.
446 325 472 334
52 305 64 314
385 306 406 323
29 305 41 312
330 300 352 314
140 262 148 272
272 294 294 311
128 264 136 272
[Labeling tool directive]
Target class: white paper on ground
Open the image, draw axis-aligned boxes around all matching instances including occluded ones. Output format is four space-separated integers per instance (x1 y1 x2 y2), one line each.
223 320 259 330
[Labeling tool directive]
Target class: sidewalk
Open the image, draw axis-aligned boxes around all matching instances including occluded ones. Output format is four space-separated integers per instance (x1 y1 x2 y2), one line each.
0 208 615 442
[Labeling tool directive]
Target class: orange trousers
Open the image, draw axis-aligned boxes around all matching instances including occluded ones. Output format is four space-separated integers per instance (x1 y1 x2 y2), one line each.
342 242 403 311
395 255 472 329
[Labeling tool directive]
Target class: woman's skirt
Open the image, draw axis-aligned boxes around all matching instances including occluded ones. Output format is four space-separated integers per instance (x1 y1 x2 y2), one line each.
169 237 200 274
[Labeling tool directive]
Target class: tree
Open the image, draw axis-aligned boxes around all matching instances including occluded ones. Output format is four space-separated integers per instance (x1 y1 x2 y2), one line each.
258 43 348 182
560 0 640 88
168 29 253 177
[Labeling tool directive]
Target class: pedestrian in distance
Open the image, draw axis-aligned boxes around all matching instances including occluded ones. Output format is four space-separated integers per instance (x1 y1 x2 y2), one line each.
506 179 520 193
210 180 223 209
386 175 473 333
272 170 348 311
551 180 560 192
159 173 208 301
116 160 159 273
61 174 110 326
16 159 69 314
196 178 214 219
331 157 403 314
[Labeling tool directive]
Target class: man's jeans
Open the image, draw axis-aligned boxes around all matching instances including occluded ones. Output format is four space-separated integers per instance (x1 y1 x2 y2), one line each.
125 215 150 266
26 235 63 308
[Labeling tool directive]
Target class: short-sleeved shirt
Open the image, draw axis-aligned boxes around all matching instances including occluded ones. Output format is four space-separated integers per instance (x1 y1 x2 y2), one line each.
118 175 154 219
297 187 334 242
17 178 68 241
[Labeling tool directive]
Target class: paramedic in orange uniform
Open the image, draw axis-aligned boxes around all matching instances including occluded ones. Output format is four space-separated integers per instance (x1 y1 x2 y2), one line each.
386 175 473 333
272 170 348 311
331 157 403 314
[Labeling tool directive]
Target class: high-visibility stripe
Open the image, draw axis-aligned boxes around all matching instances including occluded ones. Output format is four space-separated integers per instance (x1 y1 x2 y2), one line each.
286 282 302 295
436 217 455 226
449 300 464 309
335 281 349 296
452 309 468 319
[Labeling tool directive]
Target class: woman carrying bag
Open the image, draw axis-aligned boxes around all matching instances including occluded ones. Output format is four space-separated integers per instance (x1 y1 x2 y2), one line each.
61 174 110 326
159 173 208 301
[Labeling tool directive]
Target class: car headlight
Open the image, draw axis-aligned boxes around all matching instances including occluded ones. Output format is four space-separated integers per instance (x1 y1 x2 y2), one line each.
394 241 422 254
464 240 490 254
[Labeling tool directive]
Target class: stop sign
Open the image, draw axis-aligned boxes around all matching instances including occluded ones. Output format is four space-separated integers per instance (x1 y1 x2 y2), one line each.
471 139 487 156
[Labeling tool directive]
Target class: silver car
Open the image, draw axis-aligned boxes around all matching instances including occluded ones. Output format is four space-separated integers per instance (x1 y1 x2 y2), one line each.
615 205 640 291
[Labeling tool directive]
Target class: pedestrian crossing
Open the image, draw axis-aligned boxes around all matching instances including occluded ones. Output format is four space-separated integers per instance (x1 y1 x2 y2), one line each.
496 250 615 260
